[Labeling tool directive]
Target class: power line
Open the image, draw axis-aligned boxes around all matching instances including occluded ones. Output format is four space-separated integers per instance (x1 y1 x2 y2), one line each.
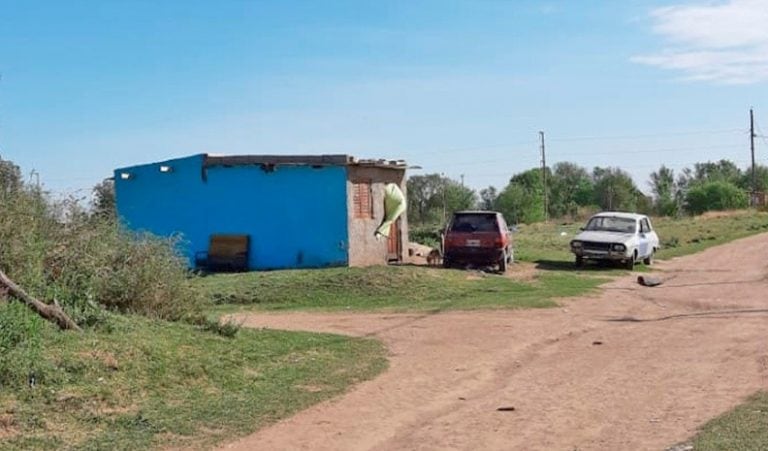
552 143 742 158
409 127 744 159
548 127 744 143
414 140 538 156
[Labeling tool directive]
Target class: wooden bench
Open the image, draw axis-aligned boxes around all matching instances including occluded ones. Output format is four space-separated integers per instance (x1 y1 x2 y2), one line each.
195 234 250 272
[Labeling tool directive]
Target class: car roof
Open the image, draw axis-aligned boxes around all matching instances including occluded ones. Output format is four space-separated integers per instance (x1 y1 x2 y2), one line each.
591 211 647 220
453 210 499 215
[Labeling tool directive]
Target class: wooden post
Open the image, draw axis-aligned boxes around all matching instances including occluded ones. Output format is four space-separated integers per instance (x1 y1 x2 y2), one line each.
0 269 81 331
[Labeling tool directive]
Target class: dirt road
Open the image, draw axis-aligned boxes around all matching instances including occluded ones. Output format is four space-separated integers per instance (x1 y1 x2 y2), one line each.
221 233 768 451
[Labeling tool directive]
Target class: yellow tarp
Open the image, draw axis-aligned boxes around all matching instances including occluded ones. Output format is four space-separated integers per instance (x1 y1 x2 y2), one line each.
375 183 406 238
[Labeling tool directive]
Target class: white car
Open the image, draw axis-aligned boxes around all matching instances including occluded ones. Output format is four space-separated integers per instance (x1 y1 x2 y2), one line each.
569 212 659 270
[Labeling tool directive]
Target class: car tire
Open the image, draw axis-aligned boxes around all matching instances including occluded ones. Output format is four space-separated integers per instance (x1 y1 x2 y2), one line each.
624 251 636 270
499 250 508 273
643 250 654 266
575 255 584 268
442 258 452 269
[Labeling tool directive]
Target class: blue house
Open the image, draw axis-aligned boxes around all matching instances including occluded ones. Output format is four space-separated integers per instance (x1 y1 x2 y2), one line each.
114 154 410 270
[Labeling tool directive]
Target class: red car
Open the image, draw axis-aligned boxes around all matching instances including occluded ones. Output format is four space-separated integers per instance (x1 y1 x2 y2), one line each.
442 211 513 271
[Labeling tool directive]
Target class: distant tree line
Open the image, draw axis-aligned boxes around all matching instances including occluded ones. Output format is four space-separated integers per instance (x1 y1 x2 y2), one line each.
407 159 765 226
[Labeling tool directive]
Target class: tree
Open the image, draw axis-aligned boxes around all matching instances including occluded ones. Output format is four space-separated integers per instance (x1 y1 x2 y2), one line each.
738 164 768 193
478 186 498 210
549 162 594 218
406 174 475 225
92 179 116 219
649 165 678 217
0 157 23 195
495 168 545 224
443 180 476 216
406 174 445 225
691 160 742 186
592 167 642 212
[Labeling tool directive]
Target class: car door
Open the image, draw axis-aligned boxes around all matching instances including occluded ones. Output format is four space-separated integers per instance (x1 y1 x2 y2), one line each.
638 218 651 258
645 217 659 250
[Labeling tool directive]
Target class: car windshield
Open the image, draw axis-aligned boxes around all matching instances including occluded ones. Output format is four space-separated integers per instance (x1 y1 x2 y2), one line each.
450 214 498 233
584 216 636 233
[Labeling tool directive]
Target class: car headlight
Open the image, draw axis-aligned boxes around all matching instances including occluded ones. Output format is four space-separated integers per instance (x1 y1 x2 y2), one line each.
570 240 583 248
612 243 626 252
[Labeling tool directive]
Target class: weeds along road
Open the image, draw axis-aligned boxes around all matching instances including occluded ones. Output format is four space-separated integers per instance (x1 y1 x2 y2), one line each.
221 233 768 451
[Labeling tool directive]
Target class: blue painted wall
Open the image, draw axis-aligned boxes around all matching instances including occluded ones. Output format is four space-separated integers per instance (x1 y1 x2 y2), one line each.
115 154 349 270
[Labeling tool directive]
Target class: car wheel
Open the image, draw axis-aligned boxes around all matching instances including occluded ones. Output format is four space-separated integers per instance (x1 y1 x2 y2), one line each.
575 255 584 268
624 251 636 270
643 250 654 266
442 258 452 269
499 250 508 273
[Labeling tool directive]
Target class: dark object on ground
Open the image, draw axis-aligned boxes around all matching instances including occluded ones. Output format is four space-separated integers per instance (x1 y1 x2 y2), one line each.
592 341 603 345
426 248 442 266
0 268 81 331
637 275 663 287
496 406 516 412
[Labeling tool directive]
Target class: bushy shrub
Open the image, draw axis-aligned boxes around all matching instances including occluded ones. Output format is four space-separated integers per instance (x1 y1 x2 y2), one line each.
685 181 748 215
43 218 204 322
0 157 204 326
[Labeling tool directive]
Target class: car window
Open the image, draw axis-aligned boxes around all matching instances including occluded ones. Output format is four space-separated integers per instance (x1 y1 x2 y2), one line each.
497 214 508 231
450 214 498 233
584 216 636 233
640 218 651 233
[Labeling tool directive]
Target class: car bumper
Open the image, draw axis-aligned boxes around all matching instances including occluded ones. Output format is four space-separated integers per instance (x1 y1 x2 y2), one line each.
445 247 505 263
572 249 631 261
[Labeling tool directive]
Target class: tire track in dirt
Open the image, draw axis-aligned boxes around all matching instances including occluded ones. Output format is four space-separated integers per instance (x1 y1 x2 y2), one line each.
221 233 768 451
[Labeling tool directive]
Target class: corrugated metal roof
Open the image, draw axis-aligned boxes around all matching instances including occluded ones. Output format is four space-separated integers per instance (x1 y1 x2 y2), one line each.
203 154 407 170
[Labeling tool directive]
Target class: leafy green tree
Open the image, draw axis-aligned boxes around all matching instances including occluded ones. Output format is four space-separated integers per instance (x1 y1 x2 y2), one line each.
478 186 498 210
649 165 678 217
685 181 748 214
691 160 742 185
406 174 445 225
549 162 594 218
406 174 475 225
0 157 23 195
738 164 768 193
592 167 642 212
495 168 545 224
443 180 477 216
91 179 116 219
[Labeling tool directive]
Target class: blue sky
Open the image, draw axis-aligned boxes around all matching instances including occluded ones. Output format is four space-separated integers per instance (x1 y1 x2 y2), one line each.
1 0 766 196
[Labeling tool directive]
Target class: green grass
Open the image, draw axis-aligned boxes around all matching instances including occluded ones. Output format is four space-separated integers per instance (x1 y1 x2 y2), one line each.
688 392 768 450
0 314 386 450
653 211 768 260
199 265 605 314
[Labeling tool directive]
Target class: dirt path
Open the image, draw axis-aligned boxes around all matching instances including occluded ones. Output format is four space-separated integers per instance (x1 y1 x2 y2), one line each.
221 234 768 451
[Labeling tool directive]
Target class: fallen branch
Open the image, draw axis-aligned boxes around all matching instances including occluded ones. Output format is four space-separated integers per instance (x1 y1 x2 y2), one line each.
0 269 81 331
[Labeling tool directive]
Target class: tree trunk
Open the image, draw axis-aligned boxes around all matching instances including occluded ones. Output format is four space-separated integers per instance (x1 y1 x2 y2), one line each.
0 269 81 331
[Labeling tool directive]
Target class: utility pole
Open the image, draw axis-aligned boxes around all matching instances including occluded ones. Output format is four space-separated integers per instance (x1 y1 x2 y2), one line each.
441 172 447 223
750 108 757 204
539 131 548 222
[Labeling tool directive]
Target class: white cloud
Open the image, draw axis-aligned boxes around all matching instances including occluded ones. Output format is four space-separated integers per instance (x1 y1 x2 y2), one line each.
632 0 768 84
